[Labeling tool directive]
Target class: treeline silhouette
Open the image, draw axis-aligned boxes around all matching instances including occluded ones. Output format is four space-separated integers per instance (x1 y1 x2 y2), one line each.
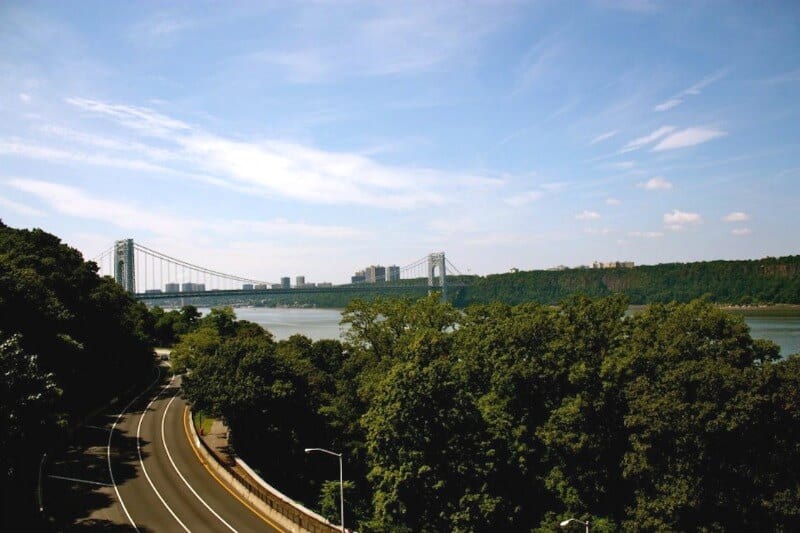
178 294 800 531
452 255 800 306
0 222 155 527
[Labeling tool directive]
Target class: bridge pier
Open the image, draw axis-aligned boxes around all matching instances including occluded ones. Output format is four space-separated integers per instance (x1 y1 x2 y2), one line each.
114 239 135 293
427 252 446 302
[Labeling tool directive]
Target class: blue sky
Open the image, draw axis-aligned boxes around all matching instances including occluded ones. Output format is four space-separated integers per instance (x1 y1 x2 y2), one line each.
1 0 798 285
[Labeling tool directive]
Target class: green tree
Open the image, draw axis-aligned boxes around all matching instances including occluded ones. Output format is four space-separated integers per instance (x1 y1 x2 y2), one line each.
0 222 155 525
1 333 60 517
618 301 798 531
363 356 496 532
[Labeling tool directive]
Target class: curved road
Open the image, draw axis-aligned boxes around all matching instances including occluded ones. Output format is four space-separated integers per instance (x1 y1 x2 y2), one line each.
47 366 282 532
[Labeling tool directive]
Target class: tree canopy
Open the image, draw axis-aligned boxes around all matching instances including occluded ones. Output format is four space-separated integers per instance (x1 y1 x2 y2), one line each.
179 294 800 531
0 222 156 525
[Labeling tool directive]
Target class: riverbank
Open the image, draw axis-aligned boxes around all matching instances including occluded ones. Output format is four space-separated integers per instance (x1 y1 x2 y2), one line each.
626 303 800 315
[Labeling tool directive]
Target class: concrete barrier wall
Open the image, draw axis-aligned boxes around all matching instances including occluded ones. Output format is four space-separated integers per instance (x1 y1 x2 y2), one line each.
186 408 341 533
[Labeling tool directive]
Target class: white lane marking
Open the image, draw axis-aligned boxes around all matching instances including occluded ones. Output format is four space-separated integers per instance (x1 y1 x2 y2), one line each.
108 367 163 533
136 376 192 532
48 474 112 487
161 392 239 532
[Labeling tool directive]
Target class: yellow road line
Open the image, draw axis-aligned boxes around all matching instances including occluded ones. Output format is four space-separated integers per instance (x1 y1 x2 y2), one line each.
182 406 287 532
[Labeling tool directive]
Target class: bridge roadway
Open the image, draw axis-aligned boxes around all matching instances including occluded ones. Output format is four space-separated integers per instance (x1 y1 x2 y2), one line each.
135 282 467 301
46 365 283 532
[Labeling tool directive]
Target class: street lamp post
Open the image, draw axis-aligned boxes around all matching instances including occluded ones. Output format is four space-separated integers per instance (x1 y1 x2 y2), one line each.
560 518 590 533
305 447 345 533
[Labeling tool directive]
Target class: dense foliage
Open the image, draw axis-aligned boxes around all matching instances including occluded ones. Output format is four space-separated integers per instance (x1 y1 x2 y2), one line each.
179 294 800 531
0 222 156 524
149 304 201 346
454 255 800 306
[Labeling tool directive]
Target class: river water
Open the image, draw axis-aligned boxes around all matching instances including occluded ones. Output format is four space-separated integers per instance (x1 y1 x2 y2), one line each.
202 307 800 357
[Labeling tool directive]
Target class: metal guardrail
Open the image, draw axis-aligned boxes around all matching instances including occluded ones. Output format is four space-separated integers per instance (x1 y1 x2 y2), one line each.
225 466 336 533
188 410 340 533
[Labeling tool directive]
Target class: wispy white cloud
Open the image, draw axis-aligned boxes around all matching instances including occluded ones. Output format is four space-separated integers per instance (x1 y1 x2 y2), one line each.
589 130 618 145
605 197 621 205
760 69 800 85
611 160 636 169
7 179 369 243
621 125 675 152
513 32 563 95
7 178 203 237
653 98 682 112
665 209 701 223
505 190 543 207
19 93 32 103
66 97 191 137
777 167 800 178
127 12 197 48
0 194 46 217
181 135 446 209
637 176 672 190
732 227 752 236
683 69 729 96
230 219 371 240
651 127 727 151
0 139 174 174
723 211 750 222
575 210 601 220
628 231 663 238
251 3 511 82
37 124 177 160
52 97 496 209
594 0 660 13
584 227 611 235
663 209 702 231
255 51 329 83
653 68 729 112
541 182 568 192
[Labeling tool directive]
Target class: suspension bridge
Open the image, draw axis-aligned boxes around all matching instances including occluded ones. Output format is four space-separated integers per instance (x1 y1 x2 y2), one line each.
92 239 468 304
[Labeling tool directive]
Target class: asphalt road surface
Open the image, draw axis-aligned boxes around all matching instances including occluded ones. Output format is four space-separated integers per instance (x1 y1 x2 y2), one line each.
46 366 282 532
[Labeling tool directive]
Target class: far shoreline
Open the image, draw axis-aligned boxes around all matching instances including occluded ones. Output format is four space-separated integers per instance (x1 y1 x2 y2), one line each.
628 303 800 315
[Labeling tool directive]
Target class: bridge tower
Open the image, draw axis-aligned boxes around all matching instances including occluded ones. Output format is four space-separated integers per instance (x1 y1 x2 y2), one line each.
427 252 446 301
114 239 135 293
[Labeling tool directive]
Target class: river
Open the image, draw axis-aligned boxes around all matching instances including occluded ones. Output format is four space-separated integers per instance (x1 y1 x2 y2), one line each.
201 307 800 357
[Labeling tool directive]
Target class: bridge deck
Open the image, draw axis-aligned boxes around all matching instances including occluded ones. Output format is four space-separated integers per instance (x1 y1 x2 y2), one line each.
135 283 467 300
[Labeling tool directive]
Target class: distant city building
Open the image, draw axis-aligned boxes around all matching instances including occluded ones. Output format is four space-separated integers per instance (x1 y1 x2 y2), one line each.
181 282 205 292
242 283 254 290
296 276 305 288
304 282 316 288
365 265 386 283
271 283 283 289
145 289 163 294
593 261 635 269
254 283 268 290
165 282 180 293
317 282 332 288
352 264 400 283
281 277 290 289
386 265 400 282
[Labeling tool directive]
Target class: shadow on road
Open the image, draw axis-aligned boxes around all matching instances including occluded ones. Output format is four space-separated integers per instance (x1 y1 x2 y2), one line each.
44 371 170 531
65 518 154 532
